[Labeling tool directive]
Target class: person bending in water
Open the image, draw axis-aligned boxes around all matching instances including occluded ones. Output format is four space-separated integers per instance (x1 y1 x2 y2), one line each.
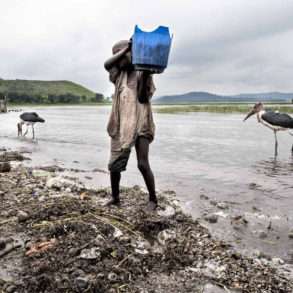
104 40 157 210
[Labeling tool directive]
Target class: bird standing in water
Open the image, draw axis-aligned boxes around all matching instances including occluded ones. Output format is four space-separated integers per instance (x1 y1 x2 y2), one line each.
17 112 45 139
244 102 293 156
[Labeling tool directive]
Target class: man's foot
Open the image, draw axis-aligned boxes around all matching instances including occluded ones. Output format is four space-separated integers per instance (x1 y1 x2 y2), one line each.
104 198 120 207
146 200 158 211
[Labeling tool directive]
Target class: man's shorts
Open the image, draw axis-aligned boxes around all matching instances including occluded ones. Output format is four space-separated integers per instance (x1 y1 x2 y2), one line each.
108 147 131 173
108 135 152 173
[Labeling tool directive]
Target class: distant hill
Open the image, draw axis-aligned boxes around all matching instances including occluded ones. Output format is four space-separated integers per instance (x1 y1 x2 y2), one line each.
155 91 293 104
0 79 104 104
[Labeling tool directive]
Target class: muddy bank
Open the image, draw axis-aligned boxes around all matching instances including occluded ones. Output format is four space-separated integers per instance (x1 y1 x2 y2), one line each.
0 155 293 292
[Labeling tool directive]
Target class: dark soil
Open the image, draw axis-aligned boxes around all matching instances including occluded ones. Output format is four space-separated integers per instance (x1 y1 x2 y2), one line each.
0 165 293 293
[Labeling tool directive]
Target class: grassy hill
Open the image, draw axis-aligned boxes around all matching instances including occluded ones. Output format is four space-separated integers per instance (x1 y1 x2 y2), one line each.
0 79 104 104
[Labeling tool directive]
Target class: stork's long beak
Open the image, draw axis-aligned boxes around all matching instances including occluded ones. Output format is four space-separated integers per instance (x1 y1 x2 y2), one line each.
37 117 45 123
243 109 256 121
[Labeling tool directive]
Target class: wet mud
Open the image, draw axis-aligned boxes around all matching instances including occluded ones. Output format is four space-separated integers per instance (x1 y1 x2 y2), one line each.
0 154 293 292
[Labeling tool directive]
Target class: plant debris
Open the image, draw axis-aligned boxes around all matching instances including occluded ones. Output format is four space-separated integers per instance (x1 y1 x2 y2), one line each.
0 162 293 292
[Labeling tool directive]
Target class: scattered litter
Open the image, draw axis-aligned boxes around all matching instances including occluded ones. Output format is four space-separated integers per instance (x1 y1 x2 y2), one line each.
80 247 101 260
25 239 57 256
0 164 292 292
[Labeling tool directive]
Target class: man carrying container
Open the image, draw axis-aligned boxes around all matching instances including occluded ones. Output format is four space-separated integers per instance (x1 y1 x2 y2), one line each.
104 26 172 210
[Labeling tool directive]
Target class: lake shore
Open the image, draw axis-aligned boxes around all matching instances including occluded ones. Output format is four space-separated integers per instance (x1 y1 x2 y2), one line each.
1 149 293 292
154 103 293 114
5 102 293 114
7 102 110 108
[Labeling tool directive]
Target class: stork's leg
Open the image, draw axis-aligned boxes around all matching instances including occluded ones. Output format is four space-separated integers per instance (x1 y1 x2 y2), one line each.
288 131 293 154
274 130 278 157
23 125 29 137
17 123 22 137
32 125 35 140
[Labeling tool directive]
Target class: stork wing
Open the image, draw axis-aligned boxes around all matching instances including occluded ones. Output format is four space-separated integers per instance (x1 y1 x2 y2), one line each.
262 111 293 128
20 112 45 123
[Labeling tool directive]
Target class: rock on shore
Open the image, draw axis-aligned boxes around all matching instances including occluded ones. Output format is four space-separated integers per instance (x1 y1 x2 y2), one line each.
0 164 293 293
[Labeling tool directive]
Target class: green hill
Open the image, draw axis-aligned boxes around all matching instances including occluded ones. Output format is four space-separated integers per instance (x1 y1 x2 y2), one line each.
0 79 104 104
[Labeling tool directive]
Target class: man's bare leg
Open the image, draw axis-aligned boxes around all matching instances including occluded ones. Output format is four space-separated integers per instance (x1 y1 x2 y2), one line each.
107 171 121 206
135 136 158 209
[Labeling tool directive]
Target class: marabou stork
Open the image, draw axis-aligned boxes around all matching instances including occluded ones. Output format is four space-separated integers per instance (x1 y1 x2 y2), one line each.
243 102 293 156
17 112 45 139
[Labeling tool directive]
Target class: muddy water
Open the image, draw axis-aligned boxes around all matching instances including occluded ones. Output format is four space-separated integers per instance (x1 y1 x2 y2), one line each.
0 106 292 262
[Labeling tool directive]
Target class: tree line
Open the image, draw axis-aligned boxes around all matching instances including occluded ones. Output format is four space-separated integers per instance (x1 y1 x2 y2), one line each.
4 92 105 104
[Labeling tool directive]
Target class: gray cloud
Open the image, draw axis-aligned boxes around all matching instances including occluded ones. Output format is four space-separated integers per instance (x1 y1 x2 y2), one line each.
1 0 293 96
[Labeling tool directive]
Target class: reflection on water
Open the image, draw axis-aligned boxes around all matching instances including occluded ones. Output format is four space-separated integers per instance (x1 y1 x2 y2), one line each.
0 106 292 260
254 158 293 178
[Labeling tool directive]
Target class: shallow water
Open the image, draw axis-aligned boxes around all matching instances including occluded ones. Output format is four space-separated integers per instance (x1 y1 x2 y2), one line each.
1 106 292 261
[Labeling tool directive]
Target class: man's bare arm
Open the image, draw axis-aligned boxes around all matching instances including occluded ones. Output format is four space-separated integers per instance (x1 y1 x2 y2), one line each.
104 46 130 71
137 71 152 103
138 71 152 103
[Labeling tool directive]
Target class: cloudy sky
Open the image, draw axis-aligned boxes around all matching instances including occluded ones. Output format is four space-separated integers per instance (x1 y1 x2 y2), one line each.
1 0 293 96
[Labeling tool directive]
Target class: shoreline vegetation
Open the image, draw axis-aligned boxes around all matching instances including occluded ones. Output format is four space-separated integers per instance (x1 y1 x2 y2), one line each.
154 103 293 114
2 79 293 113
6 102 293 114
8 102 110 108
0 149 293 292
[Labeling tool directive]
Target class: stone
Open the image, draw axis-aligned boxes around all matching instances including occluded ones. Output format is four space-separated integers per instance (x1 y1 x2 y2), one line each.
1 211 9 217
32 169 51 178
46 176 84 191
288 231 293 239
65 187 72 193
258 230 268 239
39 165 65 172
0 238 6 250
17 210 29 222
79 247 101 260
200 194 209 200
216 202 229 209
7 209 17 217
201 261 227 279
158 205 176 217
25 241 32 249
108 272 118 282
157 230 176 245
203 283 228 293
272 257 285 265
0 162 11 172
113 228 123 239
204 214 218 224
75 276 89 292
69 247 79 257
0 151 26 162
209 200 217 206
71 269 85 278
249 182 258 189
5 285 17 293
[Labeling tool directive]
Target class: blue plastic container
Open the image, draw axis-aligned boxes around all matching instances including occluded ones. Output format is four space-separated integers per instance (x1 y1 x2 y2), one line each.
131 25 172 73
